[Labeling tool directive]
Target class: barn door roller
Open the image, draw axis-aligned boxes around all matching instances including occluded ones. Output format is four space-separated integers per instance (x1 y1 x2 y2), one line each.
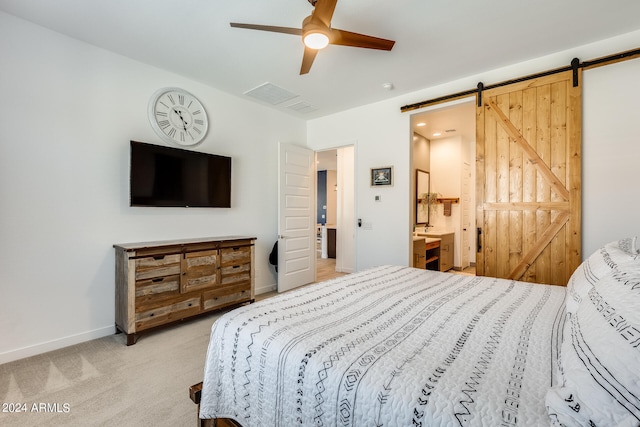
571 57 580 87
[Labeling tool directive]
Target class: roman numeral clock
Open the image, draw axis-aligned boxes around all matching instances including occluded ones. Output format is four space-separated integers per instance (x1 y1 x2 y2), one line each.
148 87 209 146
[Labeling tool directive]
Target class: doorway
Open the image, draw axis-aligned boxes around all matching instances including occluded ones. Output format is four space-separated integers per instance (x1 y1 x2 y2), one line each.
410 99 476 274
277 144 355 292
316 146 354 281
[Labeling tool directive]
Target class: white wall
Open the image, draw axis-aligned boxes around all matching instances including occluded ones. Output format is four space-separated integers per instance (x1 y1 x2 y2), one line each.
431 136 462 199
0 12 306 363
430 136 463 267
582 58 640 256
308 107 410 270
308 29 640 272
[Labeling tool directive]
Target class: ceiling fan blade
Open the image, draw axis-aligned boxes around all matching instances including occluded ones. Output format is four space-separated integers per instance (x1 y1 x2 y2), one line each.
300 46 319 75
329 28 395 50
312 0 338 28
230 22 302 36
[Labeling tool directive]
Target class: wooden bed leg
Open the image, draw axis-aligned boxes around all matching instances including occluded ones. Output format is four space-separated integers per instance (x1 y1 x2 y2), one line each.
190 383 240 427
190 382 203 426
190 382 213 427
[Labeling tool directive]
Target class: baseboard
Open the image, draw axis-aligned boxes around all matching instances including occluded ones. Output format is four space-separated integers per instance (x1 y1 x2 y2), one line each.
453 262 476 272
0 325 115 365
255 282 276 295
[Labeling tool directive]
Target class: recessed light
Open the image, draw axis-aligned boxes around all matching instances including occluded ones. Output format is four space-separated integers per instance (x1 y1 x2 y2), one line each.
432 132 442 137
416 122 426 127
382 82 394 90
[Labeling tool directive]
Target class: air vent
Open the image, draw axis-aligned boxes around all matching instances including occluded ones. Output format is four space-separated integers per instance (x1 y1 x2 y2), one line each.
244 82 298 105
287 101 318 114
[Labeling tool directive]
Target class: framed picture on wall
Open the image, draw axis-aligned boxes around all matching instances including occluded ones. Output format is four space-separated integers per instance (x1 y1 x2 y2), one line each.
371 166 393 187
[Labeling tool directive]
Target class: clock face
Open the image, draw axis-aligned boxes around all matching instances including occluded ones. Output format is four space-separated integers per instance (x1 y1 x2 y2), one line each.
148 88 208 146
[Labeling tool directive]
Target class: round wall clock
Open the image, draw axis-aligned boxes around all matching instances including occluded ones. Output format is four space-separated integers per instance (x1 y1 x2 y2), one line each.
148 87 209 146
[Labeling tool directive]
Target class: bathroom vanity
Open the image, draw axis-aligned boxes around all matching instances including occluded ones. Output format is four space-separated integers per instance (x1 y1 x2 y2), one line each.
414 230 454 272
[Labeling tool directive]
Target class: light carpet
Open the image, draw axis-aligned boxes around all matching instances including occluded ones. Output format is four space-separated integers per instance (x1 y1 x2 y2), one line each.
0 313 221 427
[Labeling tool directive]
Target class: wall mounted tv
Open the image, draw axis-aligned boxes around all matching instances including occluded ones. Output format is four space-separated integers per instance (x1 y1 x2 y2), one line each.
130 140 231 208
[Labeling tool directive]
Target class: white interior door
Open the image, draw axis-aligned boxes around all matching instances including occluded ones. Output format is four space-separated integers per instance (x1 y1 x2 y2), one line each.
278 143 316 292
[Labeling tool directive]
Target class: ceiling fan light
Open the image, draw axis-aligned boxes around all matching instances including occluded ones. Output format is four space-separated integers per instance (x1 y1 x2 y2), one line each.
303 32 329 49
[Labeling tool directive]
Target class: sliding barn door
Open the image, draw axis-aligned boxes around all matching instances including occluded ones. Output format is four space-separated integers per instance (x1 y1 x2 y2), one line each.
476 70 581 286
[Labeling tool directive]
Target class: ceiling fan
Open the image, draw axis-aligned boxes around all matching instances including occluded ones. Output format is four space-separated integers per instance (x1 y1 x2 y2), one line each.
230 0 395 75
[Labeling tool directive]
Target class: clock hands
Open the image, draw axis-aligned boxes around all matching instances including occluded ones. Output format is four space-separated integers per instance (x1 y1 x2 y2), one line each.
173 108 188 131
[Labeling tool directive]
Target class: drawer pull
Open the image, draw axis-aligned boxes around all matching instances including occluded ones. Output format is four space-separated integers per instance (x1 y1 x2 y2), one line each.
233 265 240 269
152 277 164 283
153 255 165 260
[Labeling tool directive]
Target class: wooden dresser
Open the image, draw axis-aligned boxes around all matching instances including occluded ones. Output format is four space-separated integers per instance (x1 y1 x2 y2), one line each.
114 236 256 345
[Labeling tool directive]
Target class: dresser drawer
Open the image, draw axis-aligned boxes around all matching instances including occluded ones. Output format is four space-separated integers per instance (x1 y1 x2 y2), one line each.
220 246 251 267
135 274 181 306
220 263 251 286
135 295 201 331
135 254 181 280
203 283 251 310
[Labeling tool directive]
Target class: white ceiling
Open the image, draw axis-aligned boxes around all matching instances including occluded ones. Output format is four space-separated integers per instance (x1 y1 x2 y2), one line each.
412 100 476 142
1 0 640 122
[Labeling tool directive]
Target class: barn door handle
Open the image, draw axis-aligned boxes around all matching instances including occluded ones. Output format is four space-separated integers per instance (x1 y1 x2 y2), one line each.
476 227 482 252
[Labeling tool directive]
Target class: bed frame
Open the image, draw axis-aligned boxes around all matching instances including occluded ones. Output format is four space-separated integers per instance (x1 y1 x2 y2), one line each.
189 382 242 427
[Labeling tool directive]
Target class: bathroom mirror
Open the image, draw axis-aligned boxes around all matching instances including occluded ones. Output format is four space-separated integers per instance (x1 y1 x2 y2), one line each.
416 169 430 225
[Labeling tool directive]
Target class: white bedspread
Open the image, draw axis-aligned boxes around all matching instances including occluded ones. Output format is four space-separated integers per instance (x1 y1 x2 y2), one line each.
200 265 566 427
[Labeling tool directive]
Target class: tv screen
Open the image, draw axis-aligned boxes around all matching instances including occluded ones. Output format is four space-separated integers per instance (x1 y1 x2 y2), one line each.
130 141 231 207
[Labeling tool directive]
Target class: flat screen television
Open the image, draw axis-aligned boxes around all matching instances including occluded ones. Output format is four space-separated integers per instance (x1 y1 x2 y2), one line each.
130 141 231 208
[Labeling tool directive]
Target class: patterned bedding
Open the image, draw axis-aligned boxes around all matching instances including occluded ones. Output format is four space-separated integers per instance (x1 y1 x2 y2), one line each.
200 265 566 427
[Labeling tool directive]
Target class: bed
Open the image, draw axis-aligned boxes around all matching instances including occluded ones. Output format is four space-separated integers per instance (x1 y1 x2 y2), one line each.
195 238 640 427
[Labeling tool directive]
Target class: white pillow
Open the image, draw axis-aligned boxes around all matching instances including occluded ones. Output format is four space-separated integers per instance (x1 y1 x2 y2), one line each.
546 261 640 426
565 237 639 314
